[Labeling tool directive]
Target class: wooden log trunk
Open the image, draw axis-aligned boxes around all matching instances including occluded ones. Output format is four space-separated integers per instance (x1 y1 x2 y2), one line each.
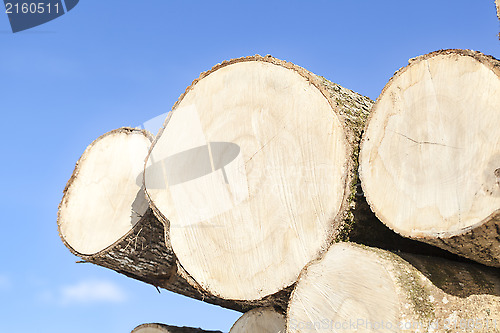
288 242 500 333
229 307 285 333
131 323 222 333
144 55 375 302
359 49 500 267
57 127 287 313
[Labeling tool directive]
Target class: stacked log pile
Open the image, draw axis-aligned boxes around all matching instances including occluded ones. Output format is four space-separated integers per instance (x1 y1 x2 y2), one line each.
58 50 500 333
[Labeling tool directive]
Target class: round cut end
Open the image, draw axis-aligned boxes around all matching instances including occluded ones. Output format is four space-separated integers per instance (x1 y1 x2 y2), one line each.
132 324 167 333
131 324 218 333
145 58 348 300
58 128 151 255
360 50 500 238
230 307 285 333
287 243 399 333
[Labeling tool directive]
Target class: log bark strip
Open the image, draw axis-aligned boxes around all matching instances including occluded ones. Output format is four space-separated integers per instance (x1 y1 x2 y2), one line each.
131 323 222 333
230 307 285 333
360 49 500 267
57 127 287 313
288 242 500 333
144 55 375 302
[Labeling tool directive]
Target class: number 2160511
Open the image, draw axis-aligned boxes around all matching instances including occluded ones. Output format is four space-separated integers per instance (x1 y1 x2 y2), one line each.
5 2 61 14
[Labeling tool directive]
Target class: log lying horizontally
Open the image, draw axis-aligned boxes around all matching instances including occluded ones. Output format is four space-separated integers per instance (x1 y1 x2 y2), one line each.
57 127 286 312
131 323 222 333
287 242 500 333
359 49 500 267
144 55 374 301
229 307 285 333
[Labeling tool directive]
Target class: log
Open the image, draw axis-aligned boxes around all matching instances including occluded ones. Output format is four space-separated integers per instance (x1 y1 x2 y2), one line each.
229 307 285 333
359 49 500 267
144 55 374 301
57 127 285 312
287 242 500 333
131 323 222 333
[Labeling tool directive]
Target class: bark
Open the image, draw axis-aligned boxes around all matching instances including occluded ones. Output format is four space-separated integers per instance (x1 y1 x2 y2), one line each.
131 323 222 333
360 49 500 267
71 207 289 312
229 307 285 333
348 195 477 262
288 242 500 333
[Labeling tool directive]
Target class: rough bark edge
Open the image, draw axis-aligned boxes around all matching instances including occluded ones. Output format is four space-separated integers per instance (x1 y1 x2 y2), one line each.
380 245 500 330
287 242 500 332
144 55 374 298
359 49 500 266
131 323 223 333
69 207 289 312
424 211 500 267
313 77 373 243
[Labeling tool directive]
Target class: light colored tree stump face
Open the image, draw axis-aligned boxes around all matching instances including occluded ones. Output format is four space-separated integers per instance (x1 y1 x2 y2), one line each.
145 60 347 300
131 324 221 333
360 52 500 237
230 307 285 333
59 129 151 255
287 243 399 333
132 325 166 333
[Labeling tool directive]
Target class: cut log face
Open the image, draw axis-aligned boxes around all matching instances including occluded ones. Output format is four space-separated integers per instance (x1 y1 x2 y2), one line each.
145 56 373 301
230 307 285 333
131 323 222 333
287 242 500 333
360 49 500 266
58 128 152 255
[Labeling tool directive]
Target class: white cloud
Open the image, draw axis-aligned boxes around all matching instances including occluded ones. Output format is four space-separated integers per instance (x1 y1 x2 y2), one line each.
57 279 127 305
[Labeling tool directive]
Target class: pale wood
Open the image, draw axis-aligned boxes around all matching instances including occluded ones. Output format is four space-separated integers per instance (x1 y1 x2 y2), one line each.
59 127 152 255
131 323 222 333
496 0 500 19
359 49 500 267
230 307 285 333
57 128 287 312
288 242 500 333
144 55 373 301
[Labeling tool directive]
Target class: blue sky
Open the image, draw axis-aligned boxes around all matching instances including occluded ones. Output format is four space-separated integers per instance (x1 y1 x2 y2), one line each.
0 1 498 332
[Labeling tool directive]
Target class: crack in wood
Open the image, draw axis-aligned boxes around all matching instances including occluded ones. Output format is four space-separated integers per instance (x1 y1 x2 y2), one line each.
392 130 462 149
